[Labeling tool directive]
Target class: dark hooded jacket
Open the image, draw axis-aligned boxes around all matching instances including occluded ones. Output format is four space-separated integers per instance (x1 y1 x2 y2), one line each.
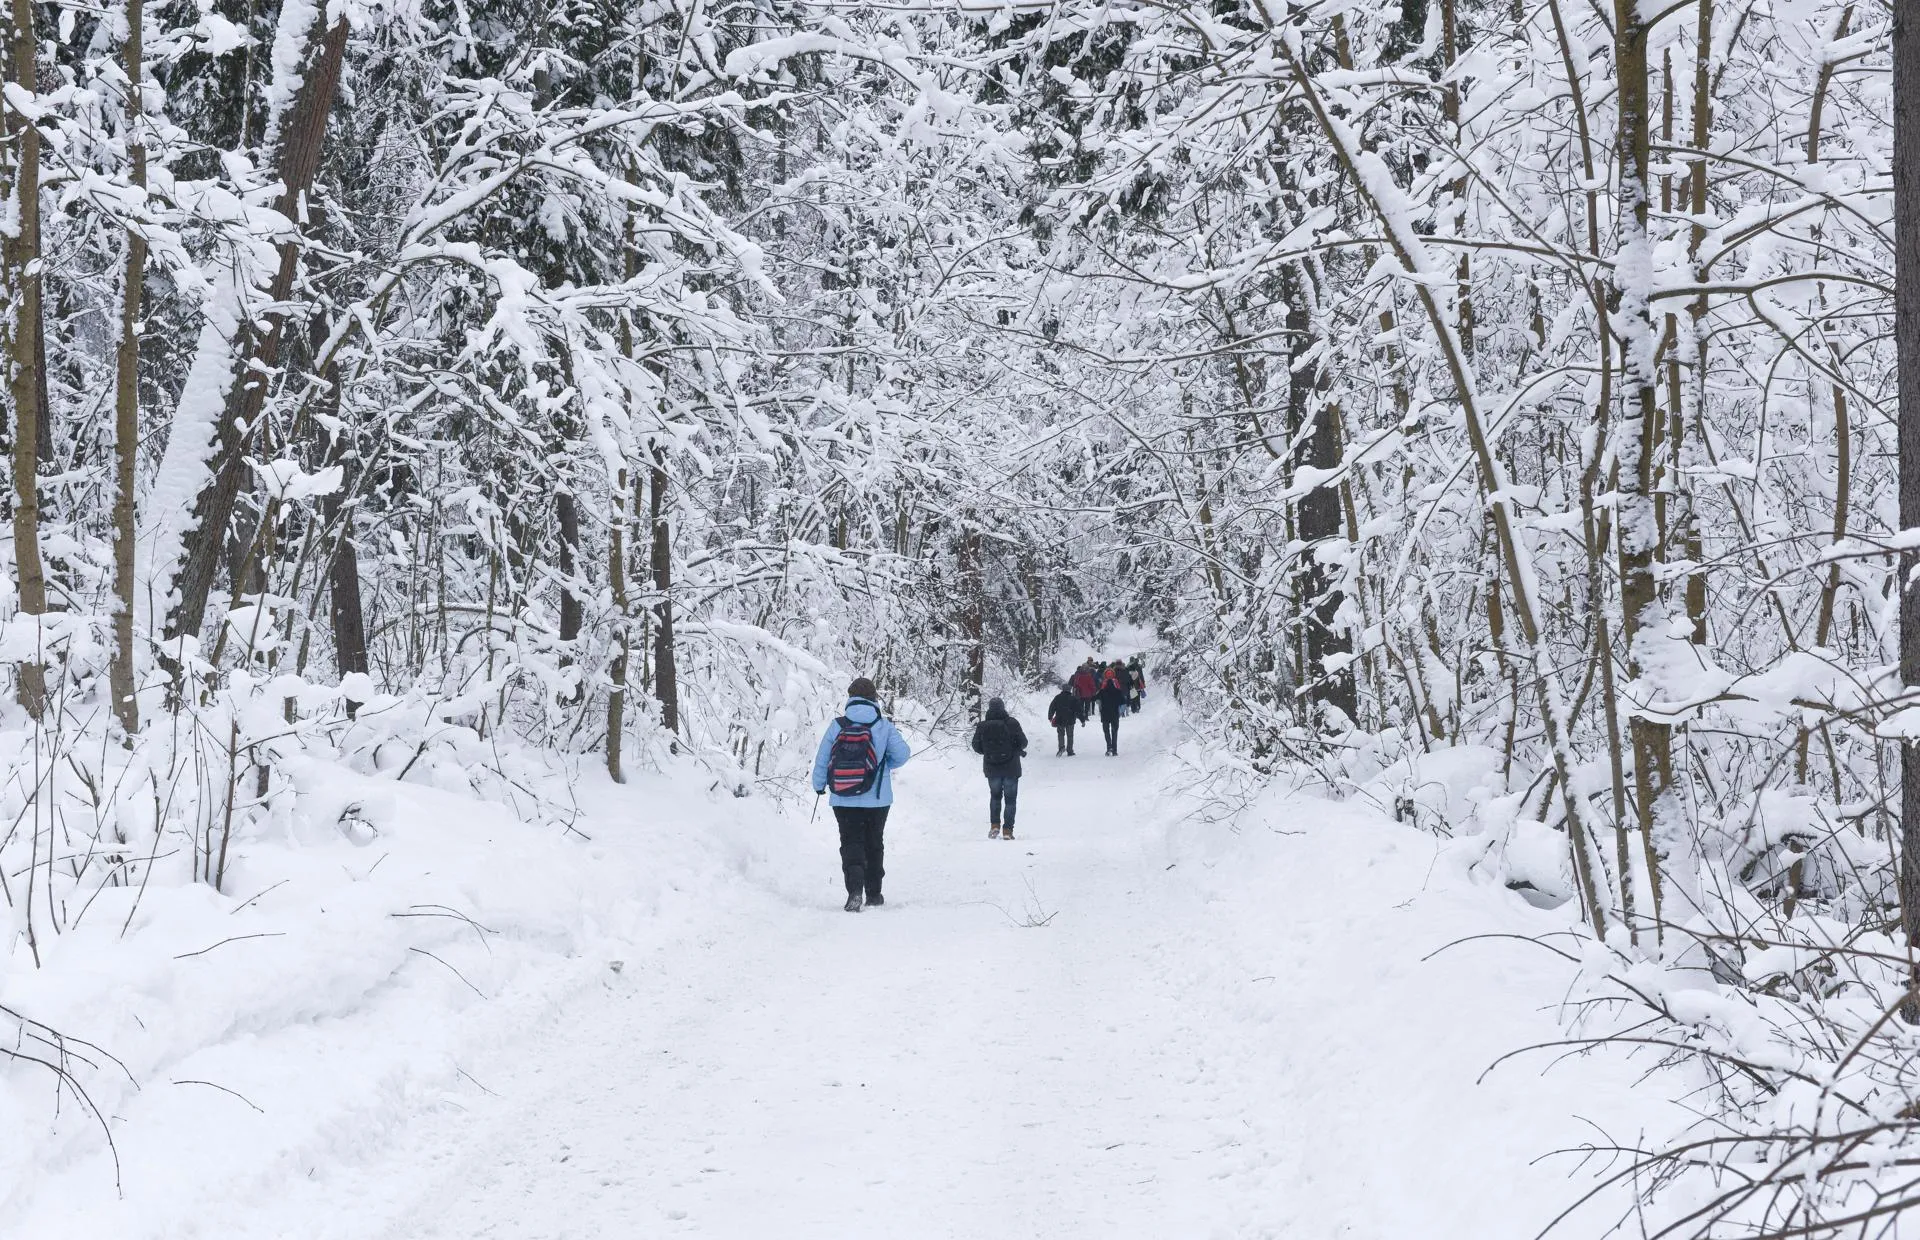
1047 689 1079 728
970 699 1028 778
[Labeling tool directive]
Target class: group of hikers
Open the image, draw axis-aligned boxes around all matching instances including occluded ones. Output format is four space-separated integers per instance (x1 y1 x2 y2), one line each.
809 657 1149 911
1049 656 1146 758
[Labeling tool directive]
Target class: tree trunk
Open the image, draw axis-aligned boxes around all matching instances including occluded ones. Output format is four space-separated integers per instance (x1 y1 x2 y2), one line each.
320 427 367 709
1441 0 1471 356
1616 0 1678 925
325 486 367 676
607 464 629 782
959 523 985 718
1289 285 1356 727
3 0 49 718
1682 0 1713 648
166 14 350 648
557 490 582 645
109 0 147 736
1892 0 1920 1019
649 444 679 736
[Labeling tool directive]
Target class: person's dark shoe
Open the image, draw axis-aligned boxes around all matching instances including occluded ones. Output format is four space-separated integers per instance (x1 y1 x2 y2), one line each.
989 823 1001 839
1002 828 1015 841
844 892 864 912
866 893 884 907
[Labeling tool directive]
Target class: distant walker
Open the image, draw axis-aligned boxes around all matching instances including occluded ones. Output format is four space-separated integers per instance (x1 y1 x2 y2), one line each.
970 697 1029 840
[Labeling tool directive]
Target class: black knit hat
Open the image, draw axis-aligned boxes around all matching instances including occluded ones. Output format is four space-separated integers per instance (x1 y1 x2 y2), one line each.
848 677 878 701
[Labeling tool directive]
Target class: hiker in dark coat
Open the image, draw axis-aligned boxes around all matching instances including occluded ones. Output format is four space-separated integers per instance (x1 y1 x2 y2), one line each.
969 697 1028 839
811 677 912 911
1047 683 1080 756
1096 665 1129 756
1126 655 1147 713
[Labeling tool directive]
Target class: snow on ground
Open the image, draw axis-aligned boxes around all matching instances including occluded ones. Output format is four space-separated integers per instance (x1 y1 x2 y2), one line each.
8 695 1677 1239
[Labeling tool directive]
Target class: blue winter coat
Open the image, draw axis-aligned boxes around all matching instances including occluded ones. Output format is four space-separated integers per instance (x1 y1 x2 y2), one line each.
811 698 912 807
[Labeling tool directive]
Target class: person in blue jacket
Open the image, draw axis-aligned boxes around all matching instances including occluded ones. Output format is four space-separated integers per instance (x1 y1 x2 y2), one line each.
811 677 913 912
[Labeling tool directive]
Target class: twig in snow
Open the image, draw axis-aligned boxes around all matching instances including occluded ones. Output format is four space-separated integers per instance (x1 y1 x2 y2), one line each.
391 903 497 952
409 947 489 998
456 1066 499 1096
173 932 286 960
171 1079 266 1114
230 878 290 914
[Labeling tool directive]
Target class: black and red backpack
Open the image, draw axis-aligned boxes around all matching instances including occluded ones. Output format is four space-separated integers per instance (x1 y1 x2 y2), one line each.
827 716 883 796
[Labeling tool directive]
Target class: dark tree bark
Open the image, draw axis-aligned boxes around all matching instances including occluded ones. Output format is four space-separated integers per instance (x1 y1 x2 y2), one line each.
166 14 350 648
325 487 368 672
959 523 985 718
557 490 582 647
606 464 630 782
317 364 367 707
556 486 582 702
1288 282 1356 726
3 0 49 717
1615 0 1677 918
110 0 149 736
649 444 679 736
1893 0 1920 1020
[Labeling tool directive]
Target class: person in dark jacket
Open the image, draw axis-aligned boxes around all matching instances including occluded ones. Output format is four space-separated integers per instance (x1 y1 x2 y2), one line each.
1046 683 1080 756
1096 665 1130 756
811 677 913 911
1126 655 1147 713
969 697 1028 839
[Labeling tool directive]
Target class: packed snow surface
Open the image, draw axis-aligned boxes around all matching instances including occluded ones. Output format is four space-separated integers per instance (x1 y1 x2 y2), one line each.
9 699 1670 1238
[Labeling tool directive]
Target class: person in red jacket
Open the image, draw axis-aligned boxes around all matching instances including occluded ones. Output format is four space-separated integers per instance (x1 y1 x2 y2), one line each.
1070 659 1099 724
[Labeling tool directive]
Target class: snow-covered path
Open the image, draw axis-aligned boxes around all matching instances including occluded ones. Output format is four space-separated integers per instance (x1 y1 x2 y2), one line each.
273 700 1661 1240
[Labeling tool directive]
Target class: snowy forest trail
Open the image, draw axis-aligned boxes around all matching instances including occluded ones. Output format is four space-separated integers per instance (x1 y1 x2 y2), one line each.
286 698 1655 1240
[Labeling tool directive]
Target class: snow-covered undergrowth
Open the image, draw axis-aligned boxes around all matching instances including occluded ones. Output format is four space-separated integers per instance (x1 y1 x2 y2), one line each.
1138 741 1683 1236
0 673 789 1235
1262 733 1920 1238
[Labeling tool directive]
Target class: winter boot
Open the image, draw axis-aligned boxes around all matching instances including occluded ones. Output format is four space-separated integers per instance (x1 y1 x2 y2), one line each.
844 892 864 913
1002 826 1015 841
989 824 1001 839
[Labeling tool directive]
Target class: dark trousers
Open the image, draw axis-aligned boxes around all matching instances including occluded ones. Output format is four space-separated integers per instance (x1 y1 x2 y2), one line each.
1077 696 1094 723
832 805 888 898
1101 716 1120 754
987 774 1019 830
1055 724 1075 754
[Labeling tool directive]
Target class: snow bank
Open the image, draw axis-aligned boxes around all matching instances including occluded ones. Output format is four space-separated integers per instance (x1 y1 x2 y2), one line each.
1157 777 1681 1236
0 751 781 1239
